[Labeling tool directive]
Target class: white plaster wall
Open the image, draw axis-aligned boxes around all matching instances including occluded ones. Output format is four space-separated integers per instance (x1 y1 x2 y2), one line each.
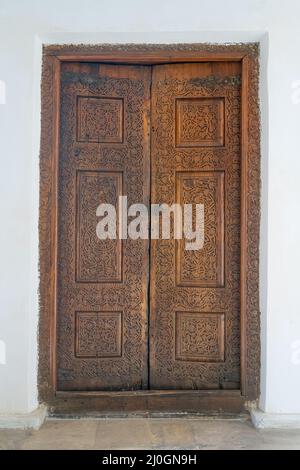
0 0 299 414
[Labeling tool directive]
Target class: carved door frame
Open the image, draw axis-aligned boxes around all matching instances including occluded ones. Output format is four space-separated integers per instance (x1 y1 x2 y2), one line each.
39 44 260 414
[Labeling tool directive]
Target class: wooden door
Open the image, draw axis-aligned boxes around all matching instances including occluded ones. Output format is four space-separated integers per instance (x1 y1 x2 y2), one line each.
56 61 242 393
150 62 242 390
56 63 151 391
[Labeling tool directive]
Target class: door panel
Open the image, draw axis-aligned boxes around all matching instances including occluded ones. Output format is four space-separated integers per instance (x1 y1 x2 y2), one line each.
57 63 151 391
150 62 242 389
175 170 225 288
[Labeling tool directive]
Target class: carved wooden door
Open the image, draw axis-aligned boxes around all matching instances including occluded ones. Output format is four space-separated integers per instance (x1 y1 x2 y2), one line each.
57 63 151 390
150 62 242 390
57 61 242 393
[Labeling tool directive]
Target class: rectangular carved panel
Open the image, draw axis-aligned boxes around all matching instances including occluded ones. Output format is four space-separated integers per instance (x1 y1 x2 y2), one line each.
75 311 122 358
176 98 224 147
176 171 225 287
175 312 225 362
77 96 123 143
76 170 122 283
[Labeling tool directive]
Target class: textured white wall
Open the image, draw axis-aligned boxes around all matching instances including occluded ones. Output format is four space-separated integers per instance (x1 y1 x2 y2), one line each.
0 0 299 414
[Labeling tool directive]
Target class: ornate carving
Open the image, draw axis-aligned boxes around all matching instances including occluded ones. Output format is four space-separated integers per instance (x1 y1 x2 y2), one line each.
175 312 225 362
76 170 122 283
54 63 150 390
176 98 224 147
75 312 97 357
176 171 224 287
190 76 241 88
150 65 241 390
245 52 261 399
98 312 122 357
44 43 259 57
77 96 123 143
75 311 122 357
39 55 60 401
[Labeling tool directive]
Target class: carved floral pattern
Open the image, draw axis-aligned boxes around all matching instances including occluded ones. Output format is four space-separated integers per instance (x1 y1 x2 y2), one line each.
76 171 122 283
76 311 122 357
176 98 224 147
77 97 123 143
150 70 242 389
176 172 224 287
175 312 225 362
54 65 150 390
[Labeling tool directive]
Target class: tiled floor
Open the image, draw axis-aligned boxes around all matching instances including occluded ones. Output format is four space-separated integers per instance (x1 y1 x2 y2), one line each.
1 417 300 449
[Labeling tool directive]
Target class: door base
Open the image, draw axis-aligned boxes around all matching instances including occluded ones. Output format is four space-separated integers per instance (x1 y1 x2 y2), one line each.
49 390 245 415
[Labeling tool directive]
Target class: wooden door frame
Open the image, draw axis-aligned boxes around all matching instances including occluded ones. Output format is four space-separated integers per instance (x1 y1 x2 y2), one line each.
39 43 260 415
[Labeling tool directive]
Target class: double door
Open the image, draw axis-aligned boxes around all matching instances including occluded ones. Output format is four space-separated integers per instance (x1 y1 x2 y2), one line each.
57 61 241 391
